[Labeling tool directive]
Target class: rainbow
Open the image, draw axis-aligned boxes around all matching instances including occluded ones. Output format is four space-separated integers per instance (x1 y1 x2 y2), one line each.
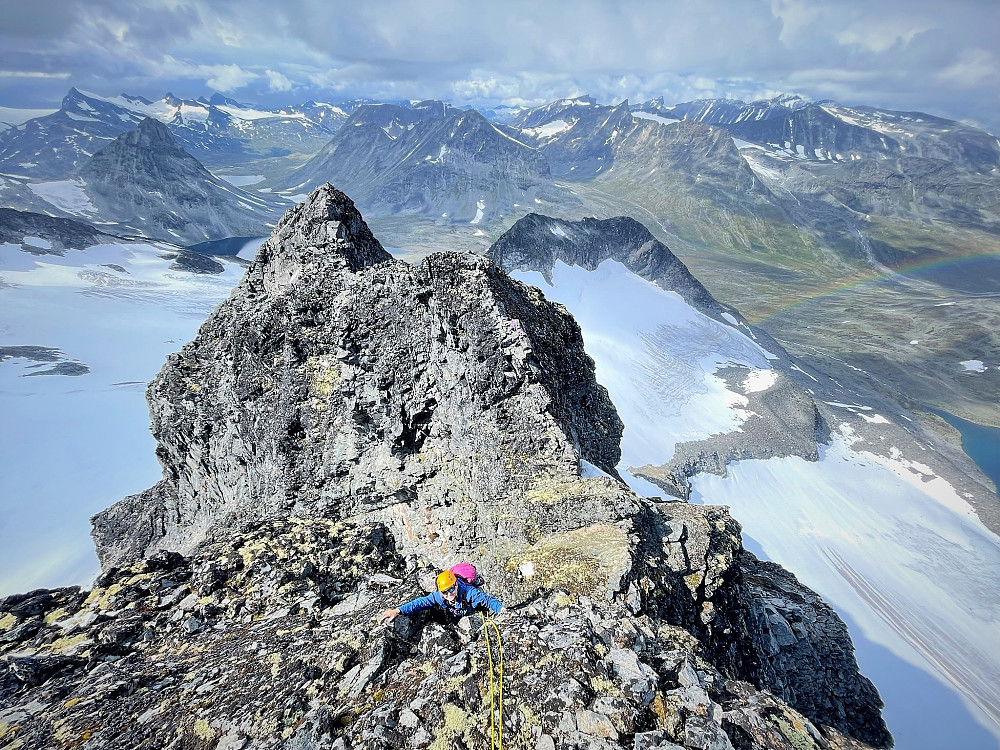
746 250 1000 325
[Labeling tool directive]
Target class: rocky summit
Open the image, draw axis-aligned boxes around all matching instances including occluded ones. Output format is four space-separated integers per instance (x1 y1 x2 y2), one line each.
2 185 890 749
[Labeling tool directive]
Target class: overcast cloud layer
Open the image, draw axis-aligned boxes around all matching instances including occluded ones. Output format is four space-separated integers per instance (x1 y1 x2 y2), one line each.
1 0 998 133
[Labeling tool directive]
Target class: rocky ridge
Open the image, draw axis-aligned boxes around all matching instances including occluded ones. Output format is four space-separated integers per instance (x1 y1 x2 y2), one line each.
488 213 727 319
2 516 882 750
2 186 889 749
0 208 114 255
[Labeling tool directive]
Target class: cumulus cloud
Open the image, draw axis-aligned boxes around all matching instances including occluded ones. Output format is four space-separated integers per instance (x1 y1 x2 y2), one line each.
266 70 293 92
204 64 257 92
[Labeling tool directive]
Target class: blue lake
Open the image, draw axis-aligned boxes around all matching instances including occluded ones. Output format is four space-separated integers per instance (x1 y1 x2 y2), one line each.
928 407 1000 497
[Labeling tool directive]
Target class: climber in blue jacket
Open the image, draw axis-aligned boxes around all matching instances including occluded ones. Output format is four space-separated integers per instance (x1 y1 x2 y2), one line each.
380 569 503 622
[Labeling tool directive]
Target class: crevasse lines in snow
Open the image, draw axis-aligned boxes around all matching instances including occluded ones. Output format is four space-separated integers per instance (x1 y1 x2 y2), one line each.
823 545 1000 729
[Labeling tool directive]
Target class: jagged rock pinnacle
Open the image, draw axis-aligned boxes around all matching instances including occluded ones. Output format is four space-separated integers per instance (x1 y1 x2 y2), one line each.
251 184 393 291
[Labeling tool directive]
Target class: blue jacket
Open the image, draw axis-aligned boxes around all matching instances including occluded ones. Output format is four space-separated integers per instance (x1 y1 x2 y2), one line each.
398 579 503 619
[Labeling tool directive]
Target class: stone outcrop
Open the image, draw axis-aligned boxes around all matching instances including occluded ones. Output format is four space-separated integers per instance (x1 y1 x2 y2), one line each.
0 207 112 255
0 185 891 749
632 366 828 500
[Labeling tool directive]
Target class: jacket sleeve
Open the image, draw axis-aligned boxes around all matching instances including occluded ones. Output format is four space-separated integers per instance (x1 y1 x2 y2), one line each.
398 592 440 615
465 585 503 614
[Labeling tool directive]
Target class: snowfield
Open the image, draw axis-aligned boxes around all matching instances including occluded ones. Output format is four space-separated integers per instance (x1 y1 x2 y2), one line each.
0 240 248 596
513 258 1000 748
26 178 97 215
513 260 773 469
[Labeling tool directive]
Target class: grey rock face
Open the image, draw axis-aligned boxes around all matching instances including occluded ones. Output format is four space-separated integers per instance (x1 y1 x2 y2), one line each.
83 185 887 747
737 554 891 748
631 503 891 748
78 117 283 244
286 105 562 223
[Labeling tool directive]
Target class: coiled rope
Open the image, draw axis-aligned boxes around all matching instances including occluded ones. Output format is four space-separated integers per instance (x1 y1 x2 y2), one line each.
481 613 504 750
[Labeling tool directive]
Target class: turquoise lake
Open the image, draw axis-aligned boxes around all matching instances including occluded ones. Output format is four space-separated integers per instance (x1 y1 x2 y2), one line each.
929 408 1000 497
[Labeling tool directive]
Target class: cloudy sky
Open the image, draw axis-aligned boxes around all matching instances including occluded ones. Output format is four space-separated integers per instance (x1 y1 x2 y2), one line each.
1 0 998 133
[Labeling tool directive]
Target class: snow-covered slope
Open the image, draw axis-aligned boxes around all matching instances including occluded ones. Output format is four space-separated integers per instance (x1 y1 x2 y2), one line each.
507 257 1000 748
0 233 257 596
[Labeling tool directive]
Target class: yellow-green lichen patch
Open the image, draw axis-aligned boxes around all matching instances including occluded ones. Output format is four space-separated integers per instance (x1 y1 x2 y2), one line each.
589 675 623 697
508 524 631 598
124 572 155 587
0 613 17 632
429 703 471 750
525 475 592 505
84 582 124 611
194 718 217 741
47 633 91 655
306 354 341 404
773 716 816 750
42 607 68 625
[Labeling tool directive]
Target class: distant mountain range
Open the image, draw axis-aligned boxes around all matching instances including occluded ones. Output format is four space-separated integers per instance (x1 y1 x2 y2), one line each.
0 88 353 178
639 94 1000 170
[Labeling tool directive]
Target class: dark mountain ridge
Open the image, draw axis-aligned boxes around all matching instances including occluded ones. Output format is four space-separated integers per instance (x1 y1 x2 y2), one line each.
78 117 283 244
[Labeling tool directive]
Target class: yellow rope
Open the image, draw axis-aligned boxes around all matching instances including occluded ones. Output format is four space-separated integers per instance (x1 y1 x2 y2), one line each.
482 615 495 750
482 613 504 750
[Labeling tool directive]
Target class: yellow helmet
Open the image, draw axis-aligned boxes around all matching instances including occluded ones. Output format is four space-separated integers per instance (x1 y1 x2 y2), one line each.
436 570 458 592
